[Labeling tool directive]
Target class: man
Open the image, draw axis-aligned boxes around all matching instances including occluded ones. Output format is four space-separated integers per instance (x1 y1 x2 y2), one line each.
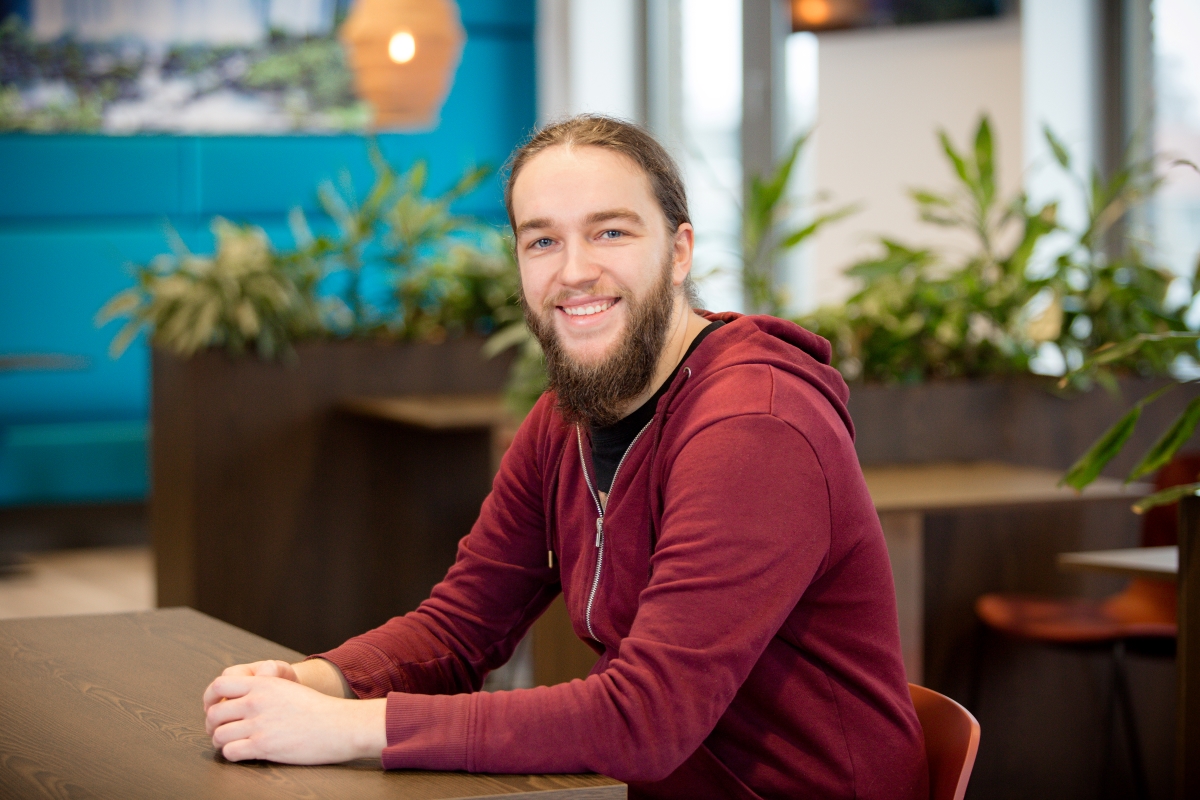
203 115 928 800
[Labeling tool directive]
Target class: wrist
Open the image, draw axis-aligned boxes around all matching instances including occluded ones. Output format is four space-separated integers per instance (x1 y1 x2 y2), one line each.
349 698 389 760
293 658 353 698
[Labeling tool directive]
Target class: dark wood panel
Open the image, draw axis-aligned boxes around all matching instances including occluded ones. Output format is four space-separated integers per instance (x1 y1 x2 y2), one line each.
532 596 600 687
1179 497 1200 800
152 340 514 655
0 609 624 799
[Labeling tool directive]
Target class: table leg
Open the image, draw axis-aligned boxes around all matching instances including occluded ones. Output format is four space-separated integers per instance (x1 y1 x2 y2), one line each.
879 510 924 684
1178 496 1200 800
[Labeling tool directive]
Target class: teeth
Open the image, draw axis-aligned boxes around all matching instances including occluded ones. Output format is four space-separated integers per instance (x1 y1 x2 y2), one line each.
563 300 614 317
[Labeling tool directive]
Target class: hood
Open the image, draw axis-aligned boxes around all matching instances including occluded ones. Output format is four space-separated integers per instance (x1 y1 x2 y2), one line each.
679 311 854 440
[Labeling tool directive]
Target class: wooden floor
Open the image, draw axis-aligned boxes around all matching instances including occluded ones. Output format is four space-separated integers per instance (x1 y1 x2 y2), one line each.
0 546 153 620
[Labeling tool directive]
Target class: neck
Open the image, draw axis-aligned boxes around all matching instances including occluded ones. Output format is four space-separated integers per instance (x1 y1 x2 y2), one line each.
615 297 709 419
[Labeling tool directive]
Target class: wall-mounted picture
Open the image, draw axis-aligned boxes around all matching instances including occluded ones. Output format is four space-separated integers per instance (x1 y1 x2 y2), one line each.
0 0 464 133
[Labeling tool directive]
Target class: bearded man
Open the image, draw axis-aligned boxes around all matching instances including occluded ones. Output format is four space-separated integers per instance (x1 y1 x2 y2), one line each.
203 115 928 800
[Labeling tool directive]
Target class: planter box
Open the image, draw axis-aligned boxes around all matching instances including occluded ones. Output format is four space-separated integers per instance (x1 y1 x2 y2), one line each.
151 338 513 654
849 375 1200 473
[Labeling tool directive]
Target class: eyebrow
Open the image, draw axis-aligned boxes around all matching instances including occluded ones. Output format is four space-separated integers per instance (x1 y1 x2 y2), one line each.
514 208 646 237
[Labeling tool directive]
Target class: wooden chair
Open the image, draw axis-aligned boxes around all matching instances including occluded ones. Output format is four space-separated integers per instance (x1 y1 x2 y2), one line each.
969 453 1197 800
910 683 981 800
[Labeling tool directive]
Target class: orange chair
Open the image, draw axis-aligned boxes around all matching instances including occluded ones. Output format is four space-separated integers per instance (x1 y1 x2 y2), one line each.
970 453 1197 800
911 684 981 800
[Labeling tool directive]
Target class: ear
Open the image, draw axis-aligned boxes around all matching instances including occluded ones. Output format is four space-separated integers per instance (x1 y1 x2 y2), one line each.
670 223 695 288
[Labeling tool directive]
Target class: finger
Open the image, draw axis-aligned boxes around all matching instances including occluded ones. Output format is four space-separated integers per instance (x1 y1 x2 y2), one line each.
212 718 254 751
219 735 259 762
250 660 289 678
222 663 255 678
203 675 252 711
205 696 248 736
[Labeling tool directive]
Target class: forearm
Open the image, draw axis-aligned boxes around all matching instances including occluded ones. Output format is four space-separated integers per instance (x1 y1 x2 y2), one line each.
295 657 354 698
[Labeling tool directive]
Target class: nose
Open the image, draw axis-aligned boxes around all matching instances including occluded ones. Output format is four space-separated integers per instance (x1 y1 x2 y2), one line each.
557 239 603 290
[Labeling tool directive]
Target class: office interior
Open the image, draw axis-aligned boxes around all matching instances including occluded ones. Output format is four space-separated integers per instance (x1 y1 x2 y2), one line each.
1 0 1199 798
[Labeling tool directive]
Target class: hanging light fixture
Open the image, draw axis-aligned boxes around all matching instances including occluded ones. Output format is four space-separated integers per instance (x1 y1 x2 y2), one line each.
340 0 465 129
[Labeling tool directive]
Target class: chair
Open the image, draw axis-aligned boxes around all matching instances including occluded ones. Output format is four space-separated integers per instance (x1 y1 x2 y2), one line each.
970 453 1197 800
910 683 981 800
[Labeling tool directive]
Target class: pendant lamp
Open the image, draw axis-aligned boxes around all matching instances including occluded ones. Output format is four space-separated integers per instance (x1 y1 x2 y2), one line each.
340 0 465 129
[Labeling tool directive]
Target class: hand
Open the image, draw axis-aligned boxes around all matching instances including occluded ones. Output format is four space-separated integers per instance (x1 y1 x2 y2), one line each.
203 674 387 764
208 660 298 693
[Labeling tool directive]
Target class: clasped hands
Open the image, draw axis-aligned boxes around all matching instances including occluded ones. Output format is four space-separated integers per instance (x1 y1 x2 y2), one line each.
202 658 387 765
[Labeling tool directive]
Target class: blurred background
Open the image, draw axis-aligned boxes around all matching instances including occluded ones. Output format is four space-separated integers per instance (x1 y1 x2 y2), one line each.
1 1 1199 798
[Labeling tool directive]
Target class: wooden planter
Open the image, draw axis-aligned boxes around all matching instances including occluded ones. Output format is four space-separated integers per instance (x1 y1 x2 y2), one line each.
849 375 1200 472
151 338 513 654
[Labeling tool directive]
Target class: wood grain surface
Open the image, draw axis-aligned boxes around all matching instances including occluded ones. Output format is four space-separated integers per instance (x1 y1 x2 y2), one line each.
0 608 624 800
862 461 1147 512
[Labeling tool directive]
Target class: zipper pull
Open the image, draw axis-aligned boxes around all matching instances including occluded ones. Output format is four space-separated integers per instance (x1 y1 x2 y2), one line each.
595 516 604 547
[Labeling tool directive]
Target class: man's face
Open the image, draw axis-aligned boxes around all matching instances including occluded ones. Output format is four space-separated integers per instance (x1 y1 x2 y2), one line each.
511 144 691 366
511 145 694 424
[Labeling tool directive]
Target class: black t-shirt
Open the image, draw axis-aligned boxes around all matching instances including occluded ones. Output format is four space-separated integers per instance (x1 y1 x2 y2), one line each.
589 321 724 494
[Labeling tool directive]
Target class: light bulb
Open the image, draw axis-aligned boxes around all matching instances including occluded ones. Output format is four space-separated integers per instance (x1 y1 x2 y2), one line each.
388 31 416 64
796 0 831 25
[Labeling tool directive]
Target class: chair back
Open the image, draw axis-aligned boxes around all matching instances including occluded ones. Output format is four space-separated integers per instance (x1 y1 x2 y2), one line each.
910 683 980 800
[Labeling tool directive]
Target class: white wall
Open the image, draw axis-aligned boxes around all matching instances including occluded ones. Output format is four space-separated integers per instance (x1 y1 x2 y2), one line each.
808 17 1024 308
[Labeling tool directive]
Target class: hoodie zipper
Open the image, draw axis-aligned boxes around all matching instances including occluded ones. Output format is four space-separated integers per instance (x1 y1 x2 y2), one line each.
578 419 653 643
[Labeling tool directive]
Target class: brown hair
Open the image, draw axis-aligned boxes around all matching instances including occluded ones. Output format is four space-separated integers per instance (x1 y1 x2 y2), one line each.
504 115 699 305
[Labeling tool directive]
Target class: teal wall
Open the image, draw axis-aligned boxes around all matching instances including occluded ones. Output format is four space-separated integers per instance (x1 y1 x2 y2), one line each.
0 0 536 506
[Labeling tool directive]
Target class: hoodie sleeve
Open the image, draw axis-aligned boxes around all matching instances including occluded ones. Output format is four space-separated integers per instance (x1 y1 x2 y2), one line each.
313 399 562 701
377 412 834 782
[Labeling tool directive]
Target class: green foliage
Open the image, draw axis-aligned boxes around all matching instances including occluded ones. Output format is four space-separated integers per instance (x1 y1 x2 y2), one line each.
742 132 855 315
0 14 139 131
98 148 522 361
293 145 501 337
96 219 321 360
800 117 1056 381
799 116 1197 384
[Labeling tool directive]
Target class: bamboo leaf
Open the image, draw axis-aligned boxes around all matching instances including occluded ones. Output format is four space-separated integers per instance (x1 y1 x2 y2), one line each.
1043 125 1071 169
1060 384 1173 490
939 130 970 186
1127 397 1200 481
1132 482 1200 514
974 116 995 207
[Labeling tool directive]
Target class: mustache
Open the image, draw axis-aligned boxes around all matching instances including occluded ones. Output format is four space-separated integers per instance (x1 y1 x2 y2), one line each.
539 288 630 312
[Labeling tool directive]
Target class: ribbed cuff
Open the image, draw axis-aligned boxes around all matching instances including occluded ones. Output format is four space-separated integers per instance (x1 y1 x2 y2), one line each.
308 641 402 700
381 691 472 771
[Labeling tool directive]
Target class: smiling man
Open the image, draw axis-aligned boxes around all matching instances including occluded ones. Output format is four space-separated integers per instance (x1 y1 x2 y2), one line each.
203 116 928 800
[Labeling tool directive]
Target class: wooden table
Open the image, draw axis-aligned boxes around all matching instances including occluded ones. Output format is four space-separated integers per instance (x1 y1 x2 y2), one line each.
0 608 624 799
862 461 1148 683
1057 545 1178 579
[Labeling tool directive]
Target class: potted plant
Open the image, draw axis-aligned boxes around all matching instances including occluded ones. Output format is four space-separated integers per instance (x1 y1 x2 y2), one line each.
96 146 523 653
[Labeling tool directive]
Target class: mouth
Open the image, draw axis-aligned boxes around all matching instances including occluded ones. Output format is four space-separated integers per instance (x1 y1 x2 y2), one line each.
557 298 619 318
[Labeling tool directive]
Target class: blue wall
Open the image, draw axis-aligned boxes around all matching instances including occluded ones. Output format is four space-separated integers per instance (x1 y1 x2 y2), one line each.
0 0 536 506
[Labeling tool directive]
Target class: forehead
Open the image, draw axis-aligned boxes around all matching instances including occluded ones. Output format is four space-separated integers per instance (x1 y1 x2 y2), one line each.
510 144 660 222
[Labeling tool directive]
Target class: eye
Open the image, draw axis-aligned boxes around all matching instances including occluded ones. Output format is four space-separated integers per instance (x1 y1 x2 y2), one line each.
599 229 624 240
529 237 554 250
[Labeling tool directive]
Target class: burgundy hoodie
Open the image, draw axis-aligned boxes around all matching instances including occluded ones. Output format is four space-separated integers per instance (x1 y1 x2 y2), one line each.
317 313 928 800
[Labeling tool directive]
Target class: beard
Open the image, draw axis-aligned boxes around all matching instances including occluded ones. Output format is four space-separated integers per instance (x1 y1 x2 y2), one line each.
522 251 678 427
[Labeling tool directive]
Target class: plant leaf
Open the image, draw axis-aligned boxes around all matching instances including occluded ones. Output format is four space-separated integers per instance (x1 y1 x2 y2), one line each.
1043 125 1071 169
1132 482 1200 514
939 130 970 186
1059 384 1173 490
1127 396 1200 481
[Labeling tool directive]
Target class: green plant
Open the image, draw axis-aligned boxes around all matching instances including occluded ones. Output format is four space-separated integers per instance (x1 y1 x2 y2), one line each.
96 218 321 360
98 148 522 360
291 145 499 336
742 132 856 315
1058 328 1200 512
798 116 1197 384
